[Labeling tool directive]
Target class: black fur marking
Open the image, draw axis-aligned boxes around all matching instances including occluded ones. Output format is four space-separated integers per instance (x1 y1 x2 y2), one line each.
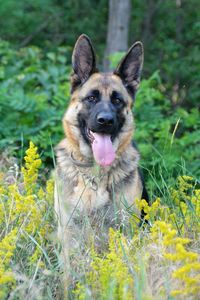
110 91 125 108
132 141 149 225
124 83 136 100
119 170 136 187
132 140 139 151
78 95 126 141
138 168 149 226
138 168 149 203
82 89 101 106
77 113 90 145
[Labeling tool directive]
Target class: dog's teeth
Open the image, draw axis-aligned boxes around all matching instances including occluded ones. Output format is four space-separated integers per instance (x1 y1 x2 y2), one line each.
86 128 94 142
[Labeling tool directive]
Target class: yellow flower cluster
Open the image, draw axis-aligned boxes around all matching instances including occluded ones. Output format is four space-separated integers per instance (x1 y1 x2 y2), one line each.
0 228 17 298
171 175 200 235
136 176 199 235
0 228 17 283
136 197 160 221
0 141 54 297
22 141 42 195
170 175 193 204
151 220 200 297
75 228 134 299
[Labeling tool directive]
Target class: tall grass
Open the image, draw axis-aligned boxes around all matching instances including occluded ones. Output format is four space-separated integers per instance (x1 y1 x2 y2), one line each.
0 142 199 299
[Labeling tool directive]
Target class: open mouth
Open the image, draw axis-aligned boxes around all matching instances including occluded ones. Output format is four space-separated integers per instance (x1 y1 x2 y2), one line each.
85 128 116 167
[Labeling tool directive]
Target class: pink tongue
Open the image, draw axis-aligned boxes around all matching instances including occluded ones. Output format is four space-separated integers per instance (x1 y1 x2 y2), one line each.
91 132 115 167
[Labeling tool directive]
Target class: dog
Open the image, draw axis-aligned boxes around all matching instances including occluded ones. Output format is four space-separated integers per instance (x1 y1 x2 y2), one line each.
54 34 148 278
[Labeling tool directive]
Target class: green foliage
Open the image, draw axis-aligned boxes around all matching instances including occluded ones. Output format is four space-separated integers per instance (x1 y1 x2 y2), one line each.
130 0 200 107
0 40 71 162
0 41 199 184
134 71 200 194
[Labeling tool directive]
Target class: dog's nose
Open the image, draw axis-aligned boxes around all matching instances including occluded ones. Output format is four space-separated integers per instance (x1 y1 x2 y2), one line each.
97 112 114 126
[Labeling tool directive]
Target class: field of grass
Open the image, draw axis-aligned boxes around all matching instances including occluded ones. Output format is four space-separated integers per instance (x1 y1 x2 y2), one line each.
0 141 199 299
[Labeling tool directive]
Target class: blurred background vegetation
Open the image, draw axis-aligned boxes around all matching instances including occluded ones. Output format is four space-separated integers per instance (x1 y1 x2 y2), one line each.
0 0 199 192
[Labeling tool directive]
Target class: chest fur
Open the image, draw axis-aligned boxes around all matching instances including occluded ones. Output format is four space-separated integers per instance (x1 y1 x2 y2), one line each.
55 140 142 218
57 164 142 214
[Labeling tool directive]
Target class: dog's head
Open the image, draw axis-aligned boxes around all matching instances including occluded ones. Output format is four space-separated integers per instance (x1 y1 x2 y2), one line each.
63 34 143 167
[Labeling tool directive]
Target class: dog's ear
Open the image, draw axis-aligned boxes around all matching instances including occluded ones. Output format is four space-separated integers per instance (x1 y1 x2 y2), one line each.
71 34 97 91
114 42 143 99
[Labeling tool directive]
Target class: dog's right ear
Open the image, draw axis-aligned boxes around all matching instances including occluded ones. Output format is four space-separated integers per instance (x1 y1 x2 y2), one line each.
71 34 97 92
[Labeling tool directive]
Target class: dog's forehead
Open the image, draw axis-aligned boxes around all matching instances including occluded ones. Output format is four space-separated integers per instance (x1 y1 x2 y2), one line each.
79 73 128 96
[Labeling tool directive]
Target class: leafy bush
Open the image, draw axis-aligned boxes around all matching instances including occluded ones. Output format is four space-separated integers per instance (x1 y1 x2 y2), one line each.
135 71 200 194
0 40 71 163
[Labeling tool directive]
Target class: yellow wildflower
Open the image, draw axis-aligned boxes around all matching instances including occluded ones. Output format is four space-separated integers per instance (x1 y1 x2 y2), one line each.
151 220 200 297
0 228 17 285
136 197 160 221
46 178 54 204
77 228 134 299
22 141 42 195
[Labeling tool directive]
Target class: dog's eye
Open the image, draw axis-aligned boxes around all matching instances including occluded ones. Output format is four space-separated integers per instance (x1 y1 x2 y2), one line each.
112 98 122 105
87 95 97 102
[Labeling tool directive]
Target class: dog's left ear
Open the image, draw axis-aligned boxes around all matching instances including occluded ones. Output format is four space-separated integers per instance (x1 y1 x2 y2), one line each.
114 42 143 98
71 34 97 92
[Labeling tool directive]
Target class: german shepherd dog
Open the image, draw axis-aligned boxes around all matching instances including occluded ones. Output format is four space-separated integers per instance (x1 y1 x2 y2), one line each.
55 34 148 278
